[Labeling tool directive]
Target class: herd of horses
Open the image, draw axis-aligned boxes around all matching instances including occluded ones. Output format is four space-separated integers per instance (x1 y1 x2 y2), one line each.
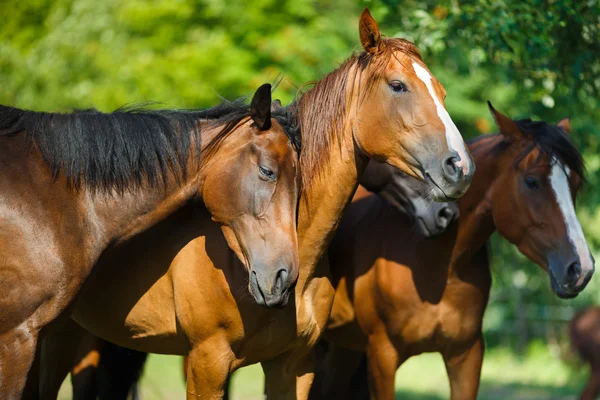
0 7 598 400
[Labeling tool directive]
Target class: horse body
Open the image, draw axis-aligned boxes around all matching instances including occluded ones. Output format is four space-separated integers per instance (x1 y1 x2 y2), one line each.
1 84 304 398
317 180 489 400
312 107 593 400
0 116 203 398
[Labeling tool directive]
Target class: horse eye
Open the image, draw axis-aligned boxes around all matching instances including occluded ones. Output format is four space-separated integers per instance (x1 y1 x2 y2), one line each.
524 176 539 189
259 165 276 180
389 81 408 93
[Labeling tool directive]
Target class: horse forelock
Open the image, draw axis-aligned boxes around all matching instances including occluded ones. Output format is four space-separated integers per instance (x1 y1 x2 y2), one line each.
514 119 585 182
467 119 585 184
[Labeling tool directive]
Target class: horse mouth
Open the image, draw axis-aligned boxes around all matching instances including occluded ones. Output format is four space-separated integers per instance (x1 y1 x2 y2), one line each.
549 272 579 299
424 172 455 202
415 217 442 238
249 271 267 306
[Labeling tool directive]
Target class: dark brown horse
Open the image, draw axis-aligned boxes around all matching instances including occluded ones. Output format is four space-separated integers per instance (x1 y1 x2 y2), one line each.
570 307 600 400
311 104 594 400
40 9 475 399
61 157 459 400
360 160 459 238
0 83 303 398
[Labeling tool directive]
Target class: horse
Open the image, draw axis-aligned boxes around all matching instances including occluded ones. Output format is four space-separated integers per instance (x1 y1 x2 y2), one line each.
61 157 459 400
359 160 459 238
42 8 475 399
570 307 600 400
0 83 303 398
310 103 594 400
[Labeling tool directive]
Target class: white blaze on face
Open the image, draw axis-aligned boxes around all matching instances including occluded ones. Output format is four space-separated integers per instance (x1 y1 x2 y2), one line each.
411 62 471 175
549 161 593 277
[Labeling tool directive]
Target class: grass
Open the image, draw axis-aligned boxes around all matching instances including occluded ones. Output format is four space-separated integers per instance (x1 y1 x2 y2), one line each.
57 343 590 399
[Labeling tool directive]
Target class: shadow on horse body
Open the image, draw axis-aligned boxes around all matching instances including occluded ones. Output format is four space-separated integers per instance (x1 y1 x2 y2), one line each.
64 157 459 400
3 83 302 399
310 104 594 400
40 8 475 400
570 307 600 400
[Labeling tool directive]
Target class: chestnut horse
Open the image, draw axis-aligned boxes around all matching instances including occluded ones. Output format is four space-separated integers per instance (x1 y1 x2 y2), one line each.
42 8 474 399
61 157 459 400
570 307 600 400
311 104 594 400
0 83 303 398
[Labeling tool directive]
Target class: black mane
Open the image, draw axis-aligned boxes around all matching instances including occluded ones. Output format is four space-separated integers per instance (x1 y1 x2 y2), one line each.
467 118 585 181
514 118 585 180
0 99 300 192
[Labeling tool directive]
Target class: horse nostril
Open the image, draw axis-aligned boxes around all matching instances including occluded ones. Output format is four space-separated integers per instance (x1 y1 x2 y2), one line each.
567 262 582 285
274 268 288 294
436 207 452 229
441 153 463 183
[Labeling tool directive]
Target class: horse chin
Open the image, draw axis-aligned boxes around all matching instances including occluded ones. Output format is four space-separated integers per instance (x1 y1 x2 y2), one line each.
415 217 436 238
549 273 579 299
249 272 267 307
248 271 292 309
267 292 291 309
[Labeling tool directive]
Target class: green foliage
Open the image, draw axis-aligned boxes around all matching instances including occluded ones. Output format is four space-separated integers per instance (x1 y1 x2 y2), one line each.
2 0 600 351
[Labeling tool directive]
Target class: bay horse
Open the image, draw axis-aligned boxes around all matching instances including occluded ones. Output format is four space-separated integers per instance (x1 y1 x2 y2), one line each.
310 103 594 400
43 8 475 399
0 83 303 398
61 157 459 400
570 307 600 400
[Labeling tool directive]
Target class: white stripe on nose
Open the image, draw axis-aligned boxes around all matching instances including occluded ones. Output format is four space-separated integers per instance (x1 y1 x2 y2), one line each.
549 161 593 275
411 62 471 175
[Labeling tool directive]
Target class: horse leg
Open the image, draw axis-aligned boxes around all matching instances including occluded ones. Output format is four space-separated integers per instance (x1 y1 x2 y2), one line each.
22 339 42 399
262 350 315 400
348 353 370 400
580 365 600 400
223 374 231 400
310 342 364 400
186 338 232 399
96 342 148 400
184 354 232 399
365 334 399 400
443 334 484 400
0 323 39 400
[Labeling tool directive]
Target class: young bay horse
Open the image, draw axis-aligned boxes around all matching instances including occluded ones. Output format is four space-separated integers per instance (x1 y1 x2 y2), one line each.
311 103 594 400
0 83 303 398
43 8 475 399
62 157 459 400
570 307 600 400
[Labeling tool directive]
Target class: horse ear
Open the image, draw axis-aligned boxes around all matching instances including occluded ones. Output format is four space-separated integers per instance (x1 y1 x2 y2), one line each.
557 117 571 134
271 99 284 113
488 101 521 141
250 84 272 131
359 8 384 55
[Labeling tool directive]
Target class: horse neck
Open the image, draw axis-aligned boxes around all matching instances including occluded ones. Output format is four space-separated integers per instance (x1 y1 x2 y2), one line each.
90 121 220 246
296 139 367 291
295 69 369 291
451 136 505 266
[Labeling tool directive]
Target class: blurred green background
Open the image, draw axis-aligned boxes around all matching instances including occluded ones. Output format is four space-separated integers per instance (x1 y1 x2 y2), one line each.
3 0 599 398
